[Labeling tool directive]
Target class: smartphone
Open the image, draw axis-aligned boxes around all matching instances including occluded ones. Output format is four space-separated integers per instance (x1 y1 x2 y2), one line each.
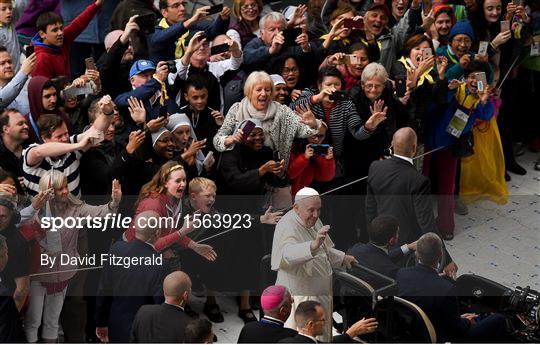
210 43 230 56
135 13 156 34
62 83 94 99
329 90 348 102
25 45 34 57
500 20 510 32
474 72 488 92
478 41 489 56
203 151 214 165
343 54 360 65
395 78 407 98
343 18 364 30
207 3 224 15
512 0 521 5
421 47 433 60
240 120 256 142
159 106 169 118
85 57 97 71
310 144 330 156
282 28 302 47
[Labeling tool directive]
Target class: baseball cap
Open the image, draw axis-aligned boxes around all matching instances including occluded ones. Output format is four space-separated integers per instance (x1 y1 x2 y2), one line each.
129 59 156 79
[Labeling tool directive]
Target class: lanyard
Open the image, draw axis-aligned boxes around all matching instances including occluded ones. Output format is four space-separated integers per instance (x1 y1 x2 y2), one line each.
446 46 459 65
28 113 42 143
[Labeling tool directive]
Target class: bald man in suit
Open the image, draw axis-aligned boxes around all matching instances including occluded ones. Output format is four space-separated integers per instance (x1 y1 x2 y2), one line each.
366 127 458 278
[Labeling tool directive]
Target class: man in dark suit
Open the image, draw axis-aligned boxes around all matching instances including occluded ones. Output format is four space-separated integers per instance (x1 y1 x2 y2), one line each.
348 215 417 285
396 233 510 343
130 270 193 342
238 285 297 343
95 211 165 343
366 127 458 278
0 235 25 342
279 301 378 343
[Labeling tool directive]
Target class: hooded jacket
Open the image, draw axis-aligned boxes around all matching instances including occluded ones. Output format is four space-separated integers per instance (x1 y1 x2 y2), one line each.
24 76 71 144
31 2 100 79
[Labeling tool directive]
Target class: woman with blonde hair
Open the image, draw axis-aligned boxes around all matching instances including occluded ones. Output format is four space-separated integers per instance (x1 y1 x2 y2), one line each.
123 161 216 261
23 170 121 343
214 71 321 167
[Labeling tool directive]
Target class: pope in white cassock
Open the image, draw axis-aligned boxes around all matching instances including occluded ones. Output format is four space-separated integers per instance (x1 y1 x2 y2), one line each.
271 187 358 342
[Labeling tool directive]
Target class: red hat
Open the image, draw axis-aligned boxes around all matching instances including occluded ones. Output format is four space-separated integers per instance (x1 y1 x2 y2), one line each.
367 3 391 16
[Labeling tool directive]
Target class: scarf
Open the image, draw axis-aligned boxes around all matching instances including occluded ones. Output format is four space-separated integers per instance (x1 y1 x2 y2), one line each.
236 98 279 147
360 36 382 50
399 56 435 87
455 83 480 111
320 34 351 45
158 18 189 59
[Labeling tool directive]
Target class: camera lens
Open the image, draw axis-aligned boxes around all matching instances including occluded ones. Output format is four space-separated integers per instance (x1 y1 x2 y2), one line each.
167 60 177 74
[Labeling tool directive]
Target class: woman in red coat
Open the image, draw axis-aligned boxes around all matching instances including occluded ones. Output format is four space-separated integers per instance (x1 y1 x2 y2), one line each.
288 123 336 198
123 161 216 261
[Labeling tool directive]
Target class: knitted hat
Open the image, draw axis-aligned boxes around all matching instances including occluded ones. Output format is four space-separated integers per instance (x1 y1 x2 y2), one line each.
448 20 475 41
260 285 287 310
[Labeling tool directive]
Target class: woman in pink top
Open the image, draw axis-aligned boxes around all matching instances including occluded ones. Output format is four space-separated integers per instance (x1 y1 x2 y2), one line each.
123 161 217 261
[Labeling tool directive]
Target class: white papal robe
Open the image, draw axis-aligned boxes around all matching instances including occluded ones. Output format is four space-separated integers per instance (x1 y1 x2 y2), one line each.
271 209 345 342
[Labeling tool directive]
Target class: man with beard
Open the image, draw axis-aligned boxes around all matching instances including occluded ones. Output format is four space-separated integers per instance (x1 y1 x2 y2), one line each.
0 110 29 181
0 47 36 113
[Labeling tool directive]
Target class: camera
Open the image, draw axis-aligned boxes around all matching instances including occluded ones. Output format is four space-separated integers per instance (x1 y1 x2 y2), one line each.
166 60 177 74
310 144 329 156
329 90 348 102
502 286 540 341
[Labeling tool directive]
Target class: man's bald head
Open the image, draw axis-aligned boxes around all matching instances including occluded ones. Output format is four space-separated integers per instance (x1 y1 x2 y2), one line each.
163 271 192 305
391 127 417 158
134 211 161 243
104 30 123 51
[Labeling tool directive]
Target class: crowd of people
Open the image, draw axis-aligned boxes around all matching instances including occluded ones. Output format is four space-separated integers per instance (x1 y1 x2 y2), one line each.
0 0 538 342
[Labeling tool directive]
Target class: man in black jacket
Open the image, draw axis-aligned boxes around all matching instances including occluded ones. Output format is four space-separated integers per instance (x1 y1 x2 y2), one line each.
98 17 140 100
348 215 417 285
94 211 165 343
397 233 510 343
279 300 378 343
0 109 29 183
130 270 193 342
238 285 297 343
365 127 458 278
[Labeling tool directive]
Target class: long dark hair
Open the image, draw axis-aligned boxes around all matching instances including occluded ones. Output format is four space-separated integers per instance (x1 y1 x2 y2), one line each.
469 0 501 42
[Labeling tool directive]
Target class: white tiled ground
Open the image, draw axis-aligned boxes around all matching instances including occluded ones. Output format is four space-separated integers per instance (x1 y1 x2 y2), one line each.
446 150 540 291
192 151 540 343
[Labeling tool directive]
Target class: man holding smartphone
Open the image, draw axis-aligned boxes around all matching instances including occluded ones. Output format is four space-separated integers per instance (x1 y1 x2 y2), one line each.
148 0 231 63
243 12 313 73
114 59 179 121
